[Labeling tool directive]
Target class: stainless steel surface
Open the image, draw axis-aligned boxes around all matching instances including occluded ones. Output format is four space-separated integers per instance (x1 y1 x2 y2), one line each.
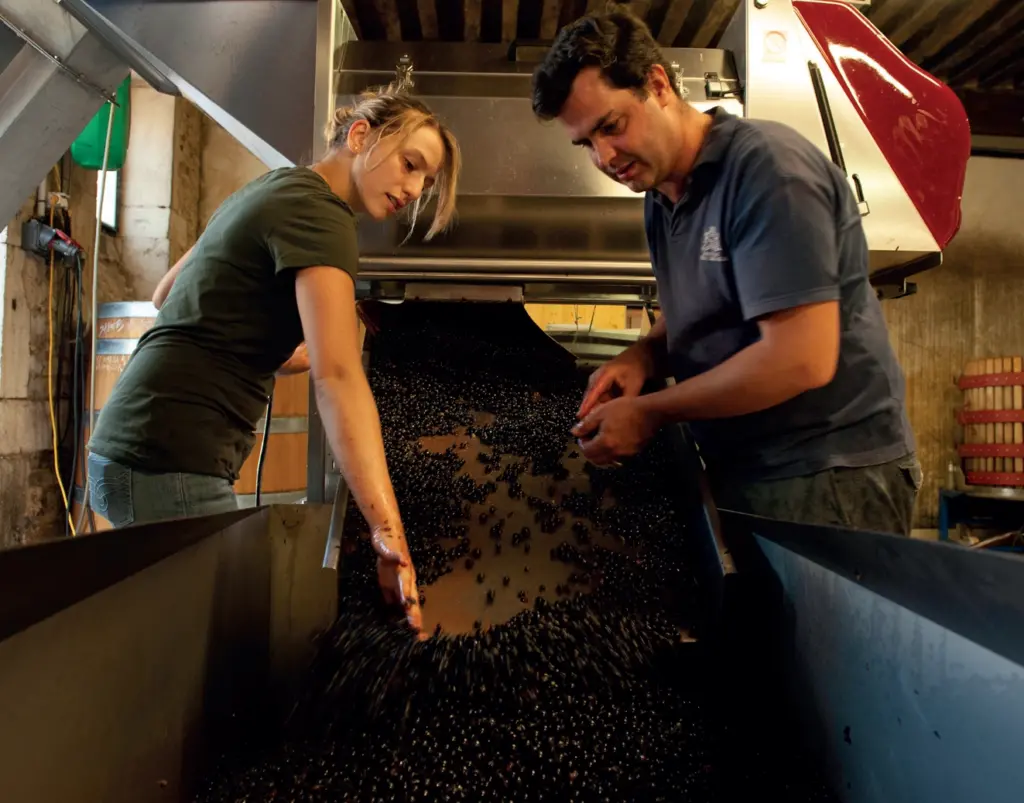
75 0 321 166
728 0 940 258
403 282 524 302
361 255 654 276
0 0 128 227
755 535 1024 803
0 504 337 803
0 8 114 102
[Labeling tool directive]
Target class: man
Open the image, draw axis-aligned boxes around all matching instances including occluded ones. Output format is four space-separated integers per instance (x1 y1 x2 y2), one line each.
531 7 921 535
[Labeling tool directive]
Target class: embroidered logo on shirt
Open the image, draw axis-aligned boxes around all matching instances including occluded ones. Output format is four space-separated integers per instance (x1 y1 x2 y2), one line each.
699 226 727 262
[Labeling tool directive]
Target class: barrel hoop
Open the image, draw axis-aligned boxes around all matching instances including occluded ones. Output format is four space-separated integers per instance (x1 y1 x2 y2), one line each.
958 410 1024 425
254 416 308 435
965 472 1024 488
96 338 139 356
98 301 159 318
236 491 307 507
958 372 1024 390
958 444 1024 458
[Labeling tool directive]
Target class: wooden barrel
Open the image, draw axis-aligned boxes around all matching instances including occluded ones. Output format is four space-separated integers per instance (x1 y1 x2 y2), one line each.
233 371 309 507
958 356 1024 490
72 301 308 532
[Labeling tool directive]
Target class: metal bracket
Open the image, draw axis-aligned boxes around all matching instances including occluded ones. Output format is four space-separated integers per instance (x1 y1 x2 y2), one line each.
0 8 117 104
396 54 414 90
669 61 689 98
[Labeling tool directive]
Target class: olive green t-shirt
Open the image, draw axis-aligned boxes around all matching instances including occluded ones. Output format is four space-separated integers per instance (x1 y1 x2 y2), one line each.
89 167 358 481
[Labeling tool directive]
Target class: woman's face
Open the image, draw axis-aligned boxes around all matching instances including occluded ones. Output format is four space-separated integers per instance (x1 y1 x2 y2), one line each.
351 123 446 221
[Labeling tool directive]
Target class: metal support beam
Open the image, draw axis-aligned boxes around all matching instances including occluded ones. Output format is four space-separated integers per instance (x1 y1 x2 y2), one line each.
0 0 127 227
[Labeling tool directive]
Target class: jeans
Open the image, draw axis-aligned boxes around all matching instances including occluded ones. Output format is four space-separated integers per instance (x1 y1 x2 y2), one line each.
87 452 239 528
711 453 923 537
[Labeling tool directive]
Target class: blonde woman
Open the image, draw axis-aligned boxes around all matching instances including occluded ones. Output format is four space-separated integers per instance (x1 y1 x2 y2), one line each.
87 85 460 632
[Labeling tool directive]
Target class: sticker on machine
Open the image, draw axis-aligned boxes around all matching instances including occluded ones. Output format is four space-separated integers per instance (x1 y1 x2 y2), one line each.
763 30 789 63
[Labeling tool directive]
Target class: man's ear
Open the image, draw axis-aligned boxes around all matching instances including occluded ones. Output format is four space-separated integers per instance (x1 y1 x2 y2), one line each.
647 64 675 106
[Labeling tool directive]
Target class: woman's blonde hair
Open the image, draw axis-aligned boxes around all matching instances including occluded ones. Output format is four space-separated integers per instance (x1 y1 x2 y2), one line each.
326 83 461 241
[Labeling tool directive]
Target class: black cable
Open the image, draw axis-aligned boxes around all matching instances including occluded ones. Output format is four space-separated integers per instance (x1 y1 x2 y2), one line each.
255 387 273 506
67 254 84 534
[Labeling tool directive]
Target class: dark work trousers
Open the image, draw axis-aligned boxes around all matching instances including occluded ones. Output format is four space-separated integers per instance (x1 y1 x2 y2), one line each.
711 453 923 537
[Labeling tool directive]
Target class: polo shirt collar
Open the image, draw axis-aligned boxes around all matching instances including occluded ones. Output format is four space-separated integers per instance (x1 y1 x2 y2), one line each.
650 106 740 211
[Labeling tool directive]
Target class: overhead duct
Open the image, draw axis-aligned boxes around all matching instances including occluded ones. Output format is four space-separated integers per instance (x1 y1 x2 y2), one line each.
0 0 128 226
0 0 338 227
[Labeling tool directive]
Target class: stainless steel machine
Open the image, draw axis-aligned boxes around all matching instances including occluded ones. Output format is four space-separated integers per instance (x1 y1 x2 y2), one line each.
1 2 1020 802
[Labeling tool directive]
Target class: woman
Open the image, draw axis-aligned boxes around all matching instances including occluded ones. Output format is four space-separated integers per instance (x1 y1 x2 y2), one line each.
87 85 461 633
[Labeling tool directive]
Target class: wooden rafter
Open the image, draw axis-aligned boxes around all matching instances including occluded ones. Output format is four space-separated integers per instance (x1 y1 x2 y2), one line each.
910 0 1004 67
502 0 519 41
630 0 653 20
865 0 915 34
976 31 1024 88
887 1 946 50
372 0 401 41
658 0 694 46
926 2 1024 78
417 0 438 39
464 0 482 41
540 0 561 40
950 28 1024 87
690 0 739 49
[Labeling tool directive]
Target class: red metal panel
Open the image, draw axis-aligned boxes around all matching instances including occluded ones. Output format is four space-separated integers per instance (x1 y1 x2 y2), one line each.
793 0 971 249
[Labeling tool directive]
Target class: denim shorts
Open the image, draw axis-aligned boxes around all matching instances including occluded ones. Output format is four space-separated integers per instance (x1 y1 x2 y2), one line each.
87 453 239 528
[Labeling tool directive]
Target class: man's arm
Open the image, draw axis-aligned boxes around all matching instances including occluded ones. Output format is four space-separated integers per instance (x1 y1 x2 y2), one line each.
638 299 839 425
153 245 194 310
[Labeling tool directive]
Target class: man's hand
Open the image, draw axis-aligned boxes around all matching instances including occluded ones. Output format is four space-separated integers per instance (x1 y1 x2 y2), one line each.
370 523 423 634
577 343 654 419
572 396 661 466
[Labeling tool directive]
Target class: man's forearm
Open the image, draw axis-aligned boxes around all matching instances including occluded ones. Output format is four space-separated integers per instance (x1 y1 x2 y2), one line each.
635 315 670 379
313 372 402 533
638 337 830 425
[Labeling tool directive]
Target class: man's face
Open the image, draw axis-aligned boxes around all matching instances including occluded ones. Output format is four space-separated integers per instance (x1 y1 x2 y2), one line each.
556 65 674 193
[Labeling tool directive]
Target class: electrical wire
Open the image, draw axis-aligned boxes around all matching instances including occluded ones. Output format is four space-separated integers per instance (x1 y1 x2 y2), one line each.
46 198 76 536
254 388 274 506
76 101 116 535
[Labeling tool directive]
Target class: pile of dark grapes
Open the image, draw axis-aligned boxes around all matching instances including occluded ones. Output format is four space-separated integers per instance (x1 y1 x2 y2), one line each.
193 303 835 803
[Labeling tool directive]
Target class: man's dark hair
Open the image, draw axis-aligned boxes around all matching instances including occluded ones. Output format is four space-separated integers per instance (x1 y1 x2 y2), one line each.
531 3 679 121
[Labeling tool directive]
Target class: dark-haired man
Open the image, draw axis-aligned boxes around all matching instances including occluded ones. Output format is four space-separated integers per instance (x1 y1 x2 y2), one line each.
532 7 921 535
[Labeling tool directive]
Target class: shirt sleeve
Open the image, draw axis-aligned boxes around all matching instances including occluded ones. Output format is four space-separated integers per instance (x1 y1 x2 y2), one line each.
264 194 360 280
727 150 841 322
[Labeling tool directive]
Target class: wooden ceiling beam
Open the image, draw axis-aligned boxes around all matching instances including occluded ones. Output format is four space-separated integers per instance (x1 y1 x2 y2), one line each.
372 0 401 41
865 0 915 34
979 42 1024 89
925 2 1024 78
957 87 1024 138
690 0 739 48
540 0 561 40
502 0 519 41
887 1 946 50
658 0 694 46
464 0 482 41
949 29 1024 87
418 0 438 39
908 0 1003 67
630 0 653 21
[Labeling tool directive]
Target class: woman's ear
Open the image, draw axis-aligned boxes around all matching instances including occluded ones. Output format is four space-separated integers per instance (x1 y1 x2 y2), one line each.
346 119 370 154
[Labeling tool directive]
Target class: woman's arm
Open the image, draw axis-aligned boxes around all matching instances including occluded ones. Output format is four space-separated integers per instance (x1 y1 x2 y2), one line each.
153 245 194 310
294 265 422 633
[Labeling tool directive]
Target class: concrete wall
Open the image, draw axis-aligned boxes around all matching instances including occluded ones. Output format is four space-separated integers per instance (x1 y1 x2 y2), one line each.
199 114 269 229
0 160 127 547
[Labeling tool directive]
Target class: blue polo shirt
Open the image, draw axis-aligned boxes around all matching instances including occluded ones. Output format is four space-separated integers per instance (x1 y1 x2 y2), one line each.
645 107 914 482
